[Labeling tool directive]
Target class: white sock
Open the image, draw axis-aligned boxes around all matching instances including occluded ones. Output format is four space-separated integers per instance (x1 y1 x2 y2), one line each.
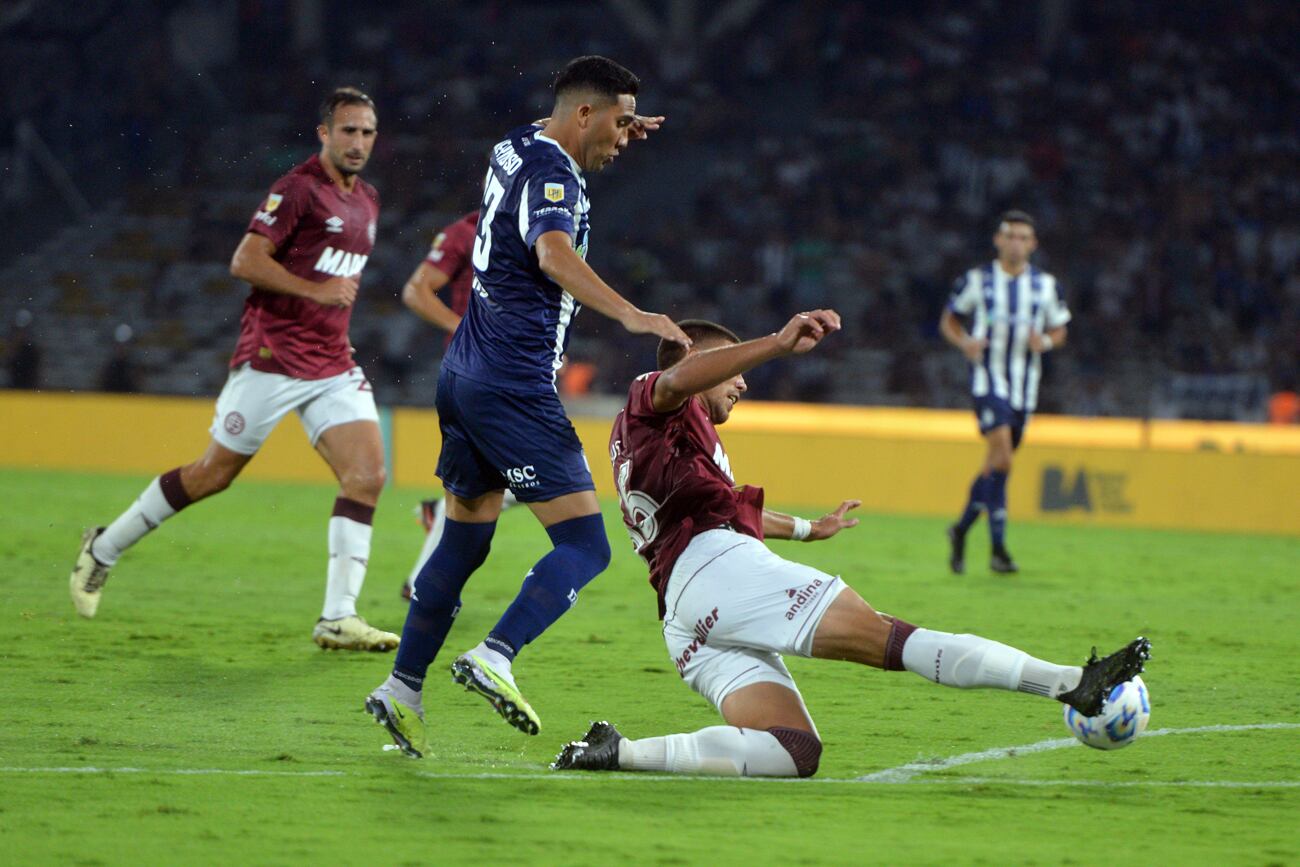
406 498 447 589
322 516 372 620
92 477 179 566
467 641 515 685
901 628 1081 697
618 726 799 777
382 674 422 705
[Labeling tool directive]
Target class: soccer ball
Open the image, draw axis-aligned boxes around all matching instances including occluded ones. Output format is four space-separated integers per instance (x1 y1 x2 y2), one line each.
1062 675 1151 750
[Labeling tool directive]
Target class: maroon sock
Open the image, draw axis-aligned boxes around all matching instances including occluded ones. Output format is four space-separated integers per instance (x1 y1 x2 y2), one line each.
332 497 375 525
884 618 918 671
158 468 193 512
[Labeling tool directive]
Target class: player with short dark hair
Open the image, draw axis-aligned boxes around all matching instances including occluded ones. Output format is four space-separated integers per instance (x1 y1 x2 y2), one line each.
365 56 689 755
549 310 1148 777
940 210 1070 574
70 88 400 651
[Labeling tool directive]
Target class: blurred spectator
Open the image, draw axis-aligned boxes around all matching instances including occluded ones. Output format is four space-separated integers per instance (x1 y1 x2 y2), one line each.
99 325 139 393
6 310 42 390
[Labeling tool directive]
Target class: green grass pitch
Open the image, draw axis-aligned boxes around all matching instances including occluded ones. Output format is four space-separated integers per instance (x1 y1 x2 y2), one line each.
1 467 1297 864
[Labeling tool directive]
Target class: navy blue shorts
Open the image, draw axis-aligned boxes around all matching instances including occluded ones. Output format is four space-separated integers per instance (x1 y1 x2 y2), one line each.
434 368 595 503
974 395 1028 450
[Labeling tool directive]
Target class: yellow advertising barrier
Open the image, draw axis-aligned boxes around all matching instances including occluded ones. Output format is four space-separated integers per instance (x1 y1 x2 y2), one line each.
4 390 1298 535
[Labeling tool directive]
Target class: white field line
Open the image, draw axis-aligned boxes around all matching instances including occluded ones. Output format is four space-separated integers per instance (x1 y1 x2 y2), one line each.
855 721 1300 783
1 722 1296 785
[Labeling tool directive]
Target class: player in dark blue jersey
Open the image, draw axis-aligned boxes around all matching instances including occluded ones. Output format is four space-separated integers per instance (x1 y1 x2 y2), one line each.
366 56 689 756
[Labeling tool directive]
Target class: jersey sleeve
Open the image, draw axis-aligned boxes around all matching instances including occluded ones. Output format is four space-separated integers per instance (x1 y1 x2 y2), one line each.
246 175 308 250
425 219 472 278
625 371 690 421
521 168 582 250
948 271 980 315
1043 276 1072 328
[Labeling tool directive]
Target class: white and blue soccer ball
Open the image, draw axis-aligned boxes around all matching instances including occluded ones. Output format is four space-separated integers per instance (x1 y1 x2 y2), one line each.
1063 675 1151 750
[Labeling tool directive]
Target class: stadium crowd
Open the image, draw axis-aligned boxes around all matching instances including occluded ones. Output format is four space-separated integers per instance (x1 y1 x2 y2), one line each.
2 0 1296 420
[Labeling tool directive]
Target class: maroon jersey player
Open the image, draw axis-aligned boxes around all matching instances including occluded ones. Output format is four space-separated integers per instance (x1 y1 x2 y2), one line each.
69 88 401 652
401 211 479 344
552 313 1150 778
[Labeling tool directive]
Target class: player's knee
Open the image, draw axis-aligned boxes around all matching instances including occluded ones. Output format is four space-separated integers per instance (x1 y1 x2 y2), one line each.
546 513 611 578
990 452 1013 473
341 465 386 500
768 726 822 778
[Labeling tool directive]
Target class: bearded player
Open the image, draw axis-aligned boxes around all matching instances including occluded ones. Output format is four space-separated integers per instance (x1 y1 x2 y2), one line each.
69 88 400 652
550 312 1149 777
365 56 689 755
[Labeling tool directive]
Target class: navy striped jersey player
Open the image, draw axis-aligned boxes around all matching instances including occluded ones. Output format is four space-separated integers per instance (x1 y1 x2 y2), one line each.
442 123 591 393
947 261 1070 417
941 210 1069 575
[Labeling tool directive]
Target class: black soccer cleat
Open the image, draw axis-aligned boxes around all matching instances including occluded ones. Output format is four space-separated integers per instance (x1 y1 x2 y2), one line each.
990 546 1019 574
551 721 623 771
1058 637 1152 717
946 525 966 574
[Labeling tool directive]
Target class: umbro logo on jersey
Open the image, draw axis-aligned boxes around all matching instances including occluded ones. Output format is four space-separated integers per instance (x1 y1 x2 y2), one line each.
325 215 345 233
314 247 369 277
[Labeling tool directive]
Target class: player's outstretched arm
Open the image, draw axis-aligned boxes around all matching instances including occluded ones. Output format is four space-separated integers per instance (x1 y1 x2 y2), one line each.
763 500 862 541
939 308 986 362
652 310 842 413
1029 325 1068 353
401 262 460 332
535 230 690 346
230 233 357 307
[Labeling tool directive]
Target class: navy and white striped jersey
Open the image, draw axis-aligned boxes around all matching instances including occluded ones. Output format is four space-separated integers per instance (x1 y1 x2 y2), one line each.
442 124 591 393
948 261 1071 412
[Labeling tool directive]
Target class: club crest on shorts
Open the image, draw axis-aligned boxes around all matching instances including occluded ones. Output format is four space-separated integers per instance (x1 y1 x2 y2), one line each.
544 183 565 202
224 411 246 435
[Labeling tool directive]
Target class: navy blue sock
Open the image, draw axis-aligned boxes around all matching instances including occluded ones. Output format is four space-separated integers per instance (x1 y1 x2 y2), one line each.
955 474 987 533
987 471 1009 548
486 513 611 661
392 518 495 691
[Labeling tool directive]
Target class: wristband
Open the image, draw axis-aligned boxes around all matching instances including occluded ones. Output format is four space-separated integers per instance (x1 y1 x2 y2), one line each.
791 516 813 541
1040 334 1054 351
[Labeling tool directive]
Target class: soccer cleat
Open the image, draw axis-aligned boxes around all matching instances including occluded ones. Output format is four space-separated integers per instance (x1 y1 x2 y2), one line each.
552 721 623 771
312 615 400 652
69 527 111 618
990 546 1019 574
365 683 426 758
450 653 541 735
1058 637 1152 717
946 525 966 575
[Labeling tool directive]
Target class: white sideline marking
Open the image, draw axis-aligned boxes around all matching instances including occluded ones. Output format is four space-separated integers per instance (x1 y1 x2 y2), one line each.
0 767 345 777
856 722 1300 783
2 722 1295 785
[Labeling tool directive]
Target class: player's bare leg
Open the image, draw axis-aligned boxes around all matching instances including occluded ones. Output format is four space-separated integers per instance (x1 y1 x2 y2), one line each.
811 586 1148 716
312 420 397 651
948 425 1015 574
452 489 609 736
553 682 823 777
70 440 251 618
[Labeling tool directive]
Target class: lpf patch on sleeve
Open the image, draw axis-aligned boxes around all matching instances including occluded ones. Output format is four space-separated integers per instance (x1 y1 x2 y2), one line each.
544 183 565 202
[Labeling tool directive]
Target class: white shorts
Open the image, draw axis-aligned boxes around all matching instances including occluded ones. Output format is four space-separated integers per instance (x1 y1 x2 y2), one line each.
661 529 846 712
210 363 379 455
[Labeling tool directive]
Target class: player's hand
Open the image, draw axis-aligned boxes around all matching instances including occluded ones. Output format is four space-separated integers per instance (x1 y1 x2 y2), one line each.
809 499 862 541
312 276 359 307
775 309 841 354
622 309 692 348
629 115 665 142
1028 331 1049 353
960 335 987 362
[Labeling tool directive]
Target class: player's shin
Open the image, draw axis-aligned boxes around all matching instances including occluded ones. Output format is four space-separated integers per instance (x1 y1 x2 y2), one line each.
890 620 1081 698
93 468 192 565
619 726 817 777
955 473 987 533
405 498 448 590
484 513 610 660
322 498 375 620
391 517 495 691
987 470 1009 546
